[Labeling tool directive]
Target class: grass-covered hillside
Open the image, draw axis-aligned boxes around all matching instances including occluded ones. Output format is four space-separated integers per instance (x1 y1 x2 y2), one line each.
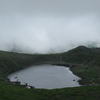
0 46 100 100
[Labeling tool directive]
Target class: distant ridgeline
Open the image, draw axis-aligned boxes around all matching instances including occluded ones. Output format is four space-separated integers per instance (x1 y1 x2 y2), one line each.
0 45 100 80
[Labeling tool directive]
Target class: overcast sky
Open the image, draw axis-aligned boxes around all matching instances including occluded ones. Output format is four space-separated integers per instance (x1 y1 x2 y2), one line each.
0 0 100 53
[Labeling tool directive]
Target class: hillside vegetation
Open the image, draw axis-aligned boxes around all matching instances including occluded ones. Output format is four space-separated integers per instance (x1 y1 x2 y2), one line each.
0 46 100 100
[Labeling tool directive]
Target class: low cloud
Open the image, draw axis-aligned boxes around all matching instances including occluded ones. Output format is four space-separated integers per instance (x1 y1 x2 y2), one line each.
0 0 100 53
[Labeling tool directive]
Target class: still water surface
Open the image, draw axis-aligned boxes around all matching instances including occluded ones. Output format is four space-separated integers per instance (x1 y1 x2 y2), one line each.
8 64 81 89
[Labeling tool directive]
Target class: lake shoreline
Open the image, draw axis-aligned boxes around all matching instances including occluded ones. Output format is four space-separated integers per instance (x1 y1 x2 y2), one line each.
8 62 80 87
6 62 85 83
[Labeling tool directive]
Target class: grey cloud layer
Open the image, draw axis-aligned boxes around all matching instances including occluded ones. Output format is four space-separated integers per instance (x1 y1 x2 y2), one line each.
0 0 100 15
0 0 100 53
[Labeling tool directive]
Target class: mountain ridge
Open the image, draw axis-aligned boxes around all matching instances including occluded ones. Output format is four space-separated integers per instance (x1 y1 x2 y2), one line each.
0 45 100 99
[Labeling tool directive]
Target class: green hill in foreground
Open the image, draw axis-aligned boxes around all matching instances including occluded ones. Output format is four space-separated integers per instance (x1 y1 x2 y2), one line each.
0 46 100 100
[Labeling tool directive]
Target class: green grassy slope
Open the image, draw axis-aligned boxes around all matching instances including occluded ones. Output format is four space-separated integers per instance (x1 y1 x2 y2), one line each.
0 46 100 100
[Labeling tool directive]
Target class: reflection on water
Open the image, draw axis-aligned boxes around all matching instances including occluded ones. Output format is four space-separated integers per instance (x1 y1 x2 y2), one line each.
8 64 81 89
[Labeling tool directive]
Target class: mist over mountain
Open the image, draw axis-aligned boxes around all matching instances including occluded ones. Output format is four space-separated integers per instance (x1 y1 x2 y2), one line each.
0 0 100 54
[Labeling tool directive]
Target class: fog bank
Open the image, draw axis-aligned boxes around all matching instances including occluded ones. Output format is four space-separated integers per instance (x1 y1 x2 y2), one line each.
0 0 100 53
